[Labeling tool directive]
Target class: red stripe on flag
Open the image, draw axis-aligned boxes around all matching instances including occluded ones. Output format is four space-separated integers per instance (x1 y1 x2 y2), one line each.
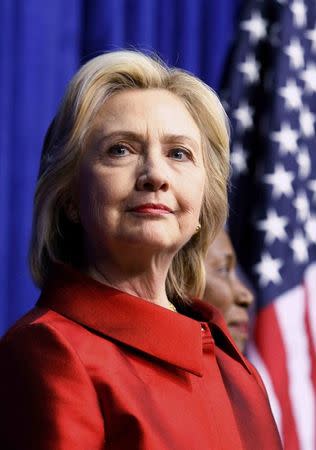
303 282 316 450
254 303 300 450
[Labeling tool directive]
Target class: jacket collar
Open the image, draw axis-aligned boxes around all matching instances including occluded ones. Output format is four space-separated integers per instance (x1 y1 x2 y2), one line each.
36 264 252 376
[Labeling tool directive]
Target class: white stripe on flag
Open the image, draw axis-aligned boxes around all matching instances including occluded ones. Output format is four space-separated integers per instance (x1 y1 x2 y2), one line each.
247 341 283 439
305 263 316 349
275 286 315 450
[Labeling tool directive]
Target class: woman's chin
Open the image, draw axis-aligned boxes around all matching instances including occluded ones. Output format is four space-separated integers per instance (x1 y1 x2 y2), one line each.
229 331 247 353
118 228 182 252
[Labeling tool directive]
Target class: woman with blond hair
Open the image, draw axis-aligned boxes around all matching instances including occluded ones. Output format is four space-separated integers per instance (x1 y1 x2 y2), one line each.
0 50 281 449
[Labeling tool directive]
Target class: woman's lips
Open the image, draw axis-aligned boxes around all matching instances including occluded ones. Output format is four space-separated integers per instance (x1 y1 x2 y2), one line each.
128 203 173 215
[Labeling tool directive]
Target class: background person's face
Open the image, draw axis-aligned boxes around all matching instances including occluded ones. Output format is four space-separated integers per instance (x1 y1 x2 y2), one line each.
203 230 254 352
76 88 205 264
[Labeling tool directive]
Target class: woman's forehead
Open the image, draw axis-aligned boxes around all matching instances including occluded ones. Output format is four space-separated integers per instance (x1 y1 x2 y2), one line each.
207 231 234 260
91 88 202 142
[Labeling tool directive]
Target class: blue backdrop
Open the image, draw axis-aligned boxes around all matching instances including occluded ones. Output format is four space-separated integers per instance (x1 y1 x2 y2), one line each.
0 0 241 335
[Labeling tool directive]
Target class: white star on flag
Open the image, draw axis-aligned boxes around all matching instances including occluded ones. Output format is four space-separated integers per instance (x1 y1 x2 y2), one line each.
264 164 295 199
290 0 307 28
300 63 316 93
297 146 311 179
305 215 316 244
271 122 299 154
240 11 267 43
293 190 310 222
238 55 259 83
278 79 303 110
308 179 316 202
284 38 304 69
231 144 248 174
289 230 309 263
299 106 315 137
233 102 253 129
306 27 316 52
254 252 283 286
257 209 288 244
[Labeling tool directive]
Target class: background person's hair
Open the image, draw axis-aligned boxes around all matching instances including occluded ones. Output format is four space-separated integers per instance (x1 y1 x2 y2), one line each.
29 50 230 302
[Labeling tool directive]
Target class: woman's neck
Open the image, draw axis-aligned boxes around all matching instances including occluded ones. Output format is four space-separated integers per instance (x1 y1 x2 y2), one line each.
84 250 174 309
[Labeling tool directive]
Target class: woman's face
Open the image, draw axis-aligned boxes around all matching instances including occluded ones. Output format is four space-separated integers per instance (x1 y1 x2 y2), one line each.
203 230 254 352
76 89 205 263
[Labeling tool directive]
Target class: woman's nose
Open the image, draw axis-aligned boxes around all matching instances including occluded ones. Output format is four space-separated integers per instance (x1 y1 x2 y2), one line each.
135 154 170 192
234 277 254 308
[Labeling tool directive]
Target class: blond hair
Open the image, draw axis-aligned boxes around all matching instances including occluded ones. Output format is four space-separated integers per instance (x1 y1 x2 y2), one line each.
30 50 230 302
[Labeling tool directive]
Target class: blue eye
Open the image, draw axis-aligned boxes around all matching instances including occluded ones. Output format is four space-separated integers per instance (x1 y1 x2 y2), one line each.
108 144 130 157
169 148 191 161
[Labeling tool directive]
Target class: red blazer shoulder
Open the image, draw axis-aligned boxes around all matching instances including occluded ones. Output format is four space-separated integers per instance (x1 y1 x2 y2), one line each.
0 314 105 450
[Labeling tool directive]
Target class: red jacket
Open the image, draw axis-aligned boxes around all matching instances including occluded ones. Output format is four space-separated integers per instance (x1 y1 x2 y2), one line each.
0 265 282 450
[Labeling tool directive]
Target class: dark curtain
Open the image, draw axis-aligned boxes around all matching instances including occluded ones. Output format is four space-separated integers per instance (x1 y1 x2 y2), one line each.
0 0 241 335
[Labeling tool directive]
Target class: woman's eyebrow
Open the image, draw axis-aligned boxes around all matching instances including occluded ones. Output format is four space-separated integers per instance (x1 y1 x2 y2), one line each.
224 253 236 266
98 131 199 149
161 134 199 149
99 131 144 143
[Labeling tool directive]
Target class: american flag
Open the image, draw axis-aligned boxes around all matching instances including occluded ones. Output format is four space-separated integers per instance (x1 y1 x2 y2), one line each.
221 1 316 448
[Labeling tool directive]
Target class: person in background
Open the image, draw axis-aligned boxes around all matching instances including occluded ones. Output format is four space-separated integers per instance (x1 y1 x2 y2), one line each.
0 50 281 450
203 229 254 353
